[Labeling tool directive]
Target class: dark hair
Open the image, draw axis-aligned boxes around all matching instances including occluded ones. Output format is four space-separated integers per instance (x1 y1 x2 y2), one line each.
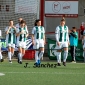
61 19 65 22
34 19 41 26
72 27 76 30
20 20 26 25
9 20 13 22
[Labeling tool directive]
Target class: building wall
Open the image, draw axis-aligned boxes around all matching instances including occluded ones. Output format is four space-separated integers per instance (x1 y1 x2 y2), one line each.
0 0 85 38
44 0 85 52
44 0 85 34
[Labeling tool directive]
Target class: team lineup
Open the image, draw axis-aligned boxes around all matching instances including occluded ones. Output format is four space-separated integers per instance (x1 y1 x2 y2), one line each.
0 17 84 66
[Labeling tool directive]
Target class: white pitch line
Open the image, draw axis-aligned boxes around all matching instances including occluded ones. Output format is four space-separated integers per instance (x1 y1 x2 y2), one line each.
2 72 85 74
0 73 5 76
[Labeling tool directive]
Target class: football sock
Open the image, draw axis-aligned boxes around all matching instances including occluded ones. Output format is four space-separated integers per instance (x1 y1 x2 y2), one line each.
56 52 61 63
38 51 44 60
18 53 22 62
22 54 24 57
0 52 2 59
63 51 68 62
8 52 11 61
11 52 14 57
35 51 39 63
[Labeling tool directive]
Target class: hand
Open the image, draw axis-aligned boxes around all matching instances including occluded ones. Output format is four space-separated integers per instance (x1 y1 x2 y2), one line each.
32 40 35 45
68 42 70 46
20 30 25 34
26 34 28 38
57 42 60 46
8 26 11 30
12 26 16 30
69 30 72 33
44 41 46 45
82 42 84 45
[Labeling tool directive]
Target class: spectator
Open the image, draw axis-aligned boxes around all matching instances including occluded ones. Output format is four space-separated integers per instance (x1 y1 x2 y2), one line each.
69 27 78 63
80 22 85 38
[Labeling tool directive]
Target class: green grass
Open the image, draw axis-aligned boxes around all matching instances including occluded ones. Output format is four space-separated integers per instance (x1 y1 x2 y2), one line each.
0 60 85 85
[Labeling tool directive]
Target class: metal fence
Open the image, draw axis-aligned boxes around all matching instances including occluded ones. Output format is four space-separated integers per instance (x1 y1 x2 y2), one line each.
0 0 39 38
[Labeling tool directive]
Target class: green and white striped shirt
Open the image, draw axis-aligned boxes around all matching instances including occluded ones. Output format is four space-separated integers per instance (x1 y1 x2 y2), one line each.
16 26 28 42
55 25 69 42
32 26 45 39
5 27 16 44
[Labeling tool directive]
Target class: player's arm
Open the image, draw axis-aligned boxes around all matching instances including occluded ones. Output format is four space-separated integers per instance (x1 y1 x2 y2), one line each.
12 26 17 33
43 27 46 45
16 32 21 36
43 35 46 45
12 26 16 30
25 25 29 38
70 32 78 38
31 27 35 45
16 28 21 36
32 34 34 45
67 26 70 45
5 26 11 34
55 26 60 46
16 28 24 36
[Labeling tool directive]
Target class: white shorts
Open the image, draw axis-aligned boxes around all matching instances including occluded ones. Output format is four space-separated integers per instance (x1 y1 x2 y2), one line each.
33 39 44 49
17 41 26 48
7 43 15 48
56 42 68 49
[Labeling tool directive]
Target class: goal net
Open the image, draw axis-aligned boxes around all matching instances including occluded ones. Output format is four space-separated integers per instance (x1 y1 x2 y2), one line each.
0 0 40 38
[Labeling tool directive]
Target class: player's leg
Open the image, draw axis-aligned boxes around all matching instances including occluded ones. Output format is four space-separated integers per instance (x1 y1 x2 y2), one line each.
22 48 25 57
18 42 23 64
70 46 74 62
18 47 22 64
21 43 26 64
16 41 19 63
72 46 76 62
0 42 4 62
0 49 4 62
38 47 44 64
56 42 62 66
22 42 26 57
11 44 15 57
57 50 62 66
8 44 12 63
33 39 39 64
83 44 85 62
38 40 44 64
63 42 68 66
84 49 85 62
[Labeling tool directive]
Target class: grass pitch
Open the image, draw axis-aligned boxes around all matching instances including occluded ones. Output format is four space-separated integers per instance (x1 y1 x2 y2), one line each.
0 60 85 85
